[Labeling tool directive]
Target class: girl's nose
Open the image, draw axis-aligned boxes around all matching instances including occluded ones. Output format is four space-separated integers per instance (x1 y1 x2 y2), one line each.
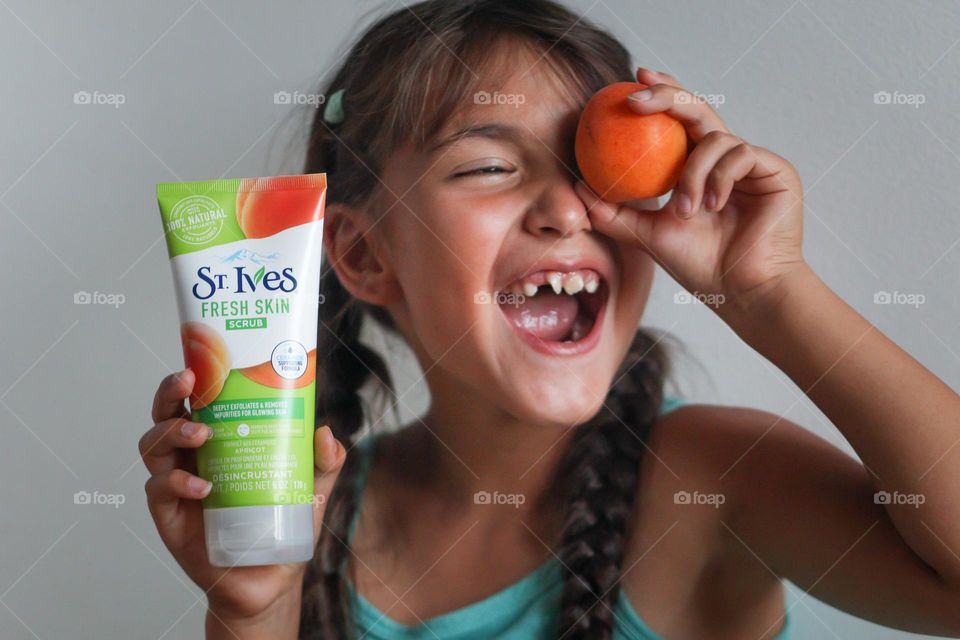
523 177 591 238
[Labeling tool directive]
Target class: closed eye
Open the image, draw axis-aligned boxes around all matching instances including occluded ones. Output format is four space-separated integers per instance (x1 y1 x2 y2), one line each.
453 166 513 178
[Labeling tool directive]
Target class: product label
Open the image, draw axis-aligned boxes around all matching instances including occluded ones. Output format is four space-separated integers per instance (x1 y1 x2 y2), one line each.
157 175 326 510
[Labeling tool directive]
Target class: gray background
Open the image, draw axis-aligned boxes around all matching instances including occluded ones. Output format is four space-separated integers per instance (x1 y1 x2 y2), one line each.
1 1 958 638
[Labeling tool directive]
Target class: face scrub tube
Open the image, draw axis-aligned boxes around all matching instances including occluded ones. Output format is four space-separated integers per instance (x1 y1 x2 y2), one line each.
156 174 326 567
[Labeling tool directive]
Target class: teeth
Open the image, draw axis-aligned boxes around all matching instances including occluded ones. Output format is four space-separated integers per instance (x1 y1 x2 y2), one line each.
505 270 601 299
563 273 584 295
547 272 562 295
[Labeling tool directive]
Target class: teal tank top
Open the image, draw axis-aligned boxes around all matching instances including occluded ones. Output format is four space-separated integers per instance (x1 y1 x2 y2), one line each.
344 396 792 639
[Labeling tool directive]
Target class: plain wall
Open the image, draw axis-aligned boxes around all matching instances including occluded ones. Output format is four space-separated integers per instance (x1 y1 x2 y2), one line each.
1 1 958 638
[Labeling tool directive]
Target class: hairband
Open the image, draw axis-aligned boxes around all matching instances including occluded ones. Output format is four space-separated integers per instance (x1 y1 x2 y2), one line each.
323 88 345 125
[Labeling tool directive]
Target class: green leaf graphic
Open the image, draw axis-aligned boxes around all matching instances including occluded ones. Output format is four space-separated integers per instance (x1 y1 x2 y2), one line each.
254 266 265 285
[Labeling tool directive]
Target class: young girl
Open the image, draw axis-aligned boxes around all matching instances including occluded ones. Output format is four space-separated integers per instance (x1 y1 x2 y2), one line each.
139 1 960 638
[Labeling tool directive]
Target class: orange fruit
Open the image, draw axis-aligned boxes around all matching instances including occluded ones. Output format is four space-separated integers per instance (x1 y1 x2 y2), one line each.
575 82 687 202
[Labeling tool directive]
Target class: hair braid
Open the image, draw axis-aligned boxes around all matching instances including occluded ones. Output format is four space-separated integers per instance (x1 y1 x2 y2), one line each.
298 266 394 640
556 331 667 639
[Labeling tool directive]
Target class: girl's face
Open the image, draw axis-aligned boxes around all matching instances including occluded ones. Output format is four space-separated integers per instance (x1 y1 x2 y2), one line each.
373 60 655 428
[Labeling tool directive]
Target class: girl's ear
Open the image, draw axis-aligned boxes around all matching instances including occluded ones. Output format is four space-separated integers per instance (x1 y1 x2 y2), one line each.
323 202 401 306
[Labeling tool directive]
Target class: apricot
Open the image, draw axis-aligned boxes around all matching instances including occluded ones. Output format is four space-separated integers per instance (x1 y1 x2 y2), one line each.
236 174 326 239
575 82 687 202
239 349 316 389
180 322 231 409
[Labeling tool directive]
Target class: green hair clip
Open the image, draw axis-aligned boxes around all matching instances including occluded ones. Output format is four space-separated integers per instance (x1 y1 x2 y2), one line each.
323 88 345 125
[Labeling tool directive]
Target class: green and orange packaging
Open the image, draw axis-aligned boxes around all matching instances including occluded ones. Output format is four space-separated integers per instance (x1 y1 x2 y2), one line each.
156 174 326 567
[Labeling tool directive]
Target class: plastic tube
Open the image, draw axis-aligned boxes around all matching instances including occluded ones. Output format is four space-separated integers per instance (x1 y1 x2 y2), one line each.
156 174 326 567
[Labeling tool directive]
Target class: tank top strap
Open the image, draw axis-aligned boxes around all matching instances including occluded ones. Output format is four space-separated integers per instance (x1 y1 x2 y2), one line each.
660 394 689 416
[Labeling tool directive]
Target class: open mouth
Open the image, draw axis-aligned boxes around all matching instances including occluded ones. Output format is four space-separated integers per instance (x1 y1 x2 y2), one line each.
497 268 609 354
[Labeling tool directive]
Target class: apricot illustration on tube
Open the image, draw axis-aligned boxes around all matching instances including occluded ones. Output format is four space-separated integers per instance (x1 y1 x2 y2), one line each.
180 322 231 408
236 175 327 238
239 349 316 389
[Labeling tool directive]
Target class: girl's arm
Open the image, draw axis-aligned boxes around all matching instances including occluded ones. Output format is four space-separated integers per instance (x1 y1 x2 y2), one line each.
722 263 960 589
652 403 960 635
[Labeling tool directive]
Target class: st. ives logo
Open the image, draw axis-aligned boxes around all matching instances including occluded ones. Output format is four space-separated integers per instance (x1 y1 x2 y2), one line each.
166 195 227 245
191 264 298 299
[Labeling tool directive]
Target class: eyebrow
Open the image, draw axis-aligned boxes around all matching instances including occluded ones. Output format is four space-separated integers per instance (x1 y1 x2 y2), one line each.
426 122 526 155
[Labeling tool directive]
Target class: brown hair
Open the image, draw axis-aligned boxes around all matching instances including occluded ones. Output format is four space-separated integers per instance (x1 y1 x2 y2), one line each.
298 1 669 638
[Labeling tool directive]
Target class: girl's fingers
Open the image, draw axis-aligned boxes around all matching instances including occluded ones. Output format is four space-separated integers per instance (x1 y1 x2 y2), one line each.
669 131 745 218
625 82 728 143
151 369 194 424
144 468 212 537
139 418 213 475
704 143 764 211
576 181 657 249
312 425 346 534
636 67 681 88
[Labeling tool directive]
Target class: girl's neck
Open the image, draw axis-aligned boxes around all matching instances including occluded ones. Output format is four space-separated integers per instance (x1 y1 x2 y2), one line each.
415 371 577 513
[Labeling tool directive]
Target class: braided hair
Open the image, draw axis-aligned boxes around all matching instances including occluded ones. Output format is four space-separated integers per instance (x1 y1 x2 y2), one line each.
298 2 670 638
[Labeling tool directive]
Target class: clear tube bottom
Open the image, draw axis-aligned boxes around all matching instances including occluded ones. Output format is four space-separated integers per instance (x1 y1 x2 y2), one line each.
204 504 315 567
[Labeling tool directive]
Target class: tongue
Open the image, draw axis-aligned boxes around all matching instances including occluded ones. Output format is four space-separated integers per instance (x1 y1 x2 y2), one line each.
500 290 578 341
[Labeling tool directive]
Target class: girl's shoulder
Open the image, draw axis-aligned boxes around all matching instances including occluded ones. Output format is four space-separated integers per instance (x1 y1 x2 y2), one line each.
646 401 827 483
643 400 824 510
624 402 799 636
635 400 812 551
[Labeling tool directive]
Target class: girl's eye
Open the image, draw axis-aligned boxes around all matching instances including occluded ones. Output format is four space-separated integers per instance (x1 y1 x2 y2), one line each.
453 165 514 178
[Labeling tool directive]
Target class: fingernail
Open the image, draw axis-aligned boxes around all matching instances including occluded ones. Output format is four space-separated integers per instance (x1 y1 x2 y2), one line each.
205 426 214 440
189 476 212 496
317 425 335 466
677 193 692 215
628 90 652 102
181 422 202 438
706 191 718 210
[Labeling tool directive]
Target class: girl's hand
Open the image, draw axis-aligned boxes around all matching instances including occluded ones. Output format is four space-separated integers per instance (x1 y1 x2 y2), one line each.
577 67 807 314
139 369 345 627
